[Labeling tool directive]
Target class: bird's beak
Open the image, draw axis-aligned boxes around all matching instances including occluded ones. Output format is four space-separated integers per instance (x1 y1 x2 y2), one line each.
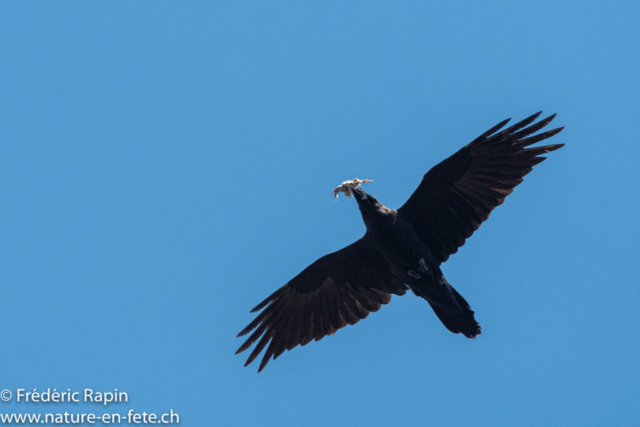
352 187 366 200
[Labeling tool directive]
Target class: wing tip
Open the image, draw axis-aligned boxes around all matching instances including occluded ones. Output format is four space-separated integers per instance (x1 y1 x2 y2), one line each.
545 142 565 152
250 299 270 313
497 117 512 130
538 113 557 127
258 350 274 372
530 111 543 121
236 342 250 354
250 288 284 312
542 127 565 141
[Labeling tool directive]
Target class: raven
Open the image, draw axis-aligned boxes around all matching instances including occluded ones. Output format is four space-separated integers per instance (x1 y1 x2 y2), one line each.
237 112 564 372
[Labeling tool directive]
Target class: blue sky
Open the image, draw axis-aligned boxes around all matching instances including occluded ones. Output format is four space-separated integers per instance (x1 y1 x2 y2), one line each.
1 1 639 426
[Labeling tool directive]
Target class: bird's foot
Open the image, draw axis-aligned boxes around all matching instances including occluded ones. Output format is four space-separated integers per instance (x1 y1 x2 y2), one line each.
408 270 421 279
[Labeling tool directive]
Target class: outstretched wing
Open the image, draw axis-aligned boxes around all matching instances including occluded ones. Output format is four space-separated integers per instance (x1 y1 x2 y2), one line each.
236 237 407 372
398 112 564 264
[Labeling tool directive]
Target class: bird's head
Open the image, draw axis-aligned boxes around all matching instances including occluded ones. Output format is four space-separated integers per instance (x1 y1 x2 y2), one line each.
334 178 393 230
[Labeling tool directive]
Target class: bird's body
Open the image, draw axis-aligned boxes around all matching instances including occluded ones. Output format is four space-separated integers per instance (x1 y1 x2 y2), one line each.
237 112 564 372
352 188 481 338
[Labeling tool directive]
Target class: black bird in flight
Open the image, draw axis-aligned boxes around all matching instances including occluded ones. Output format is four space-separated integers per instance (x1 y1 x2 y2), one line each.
237 112 564 372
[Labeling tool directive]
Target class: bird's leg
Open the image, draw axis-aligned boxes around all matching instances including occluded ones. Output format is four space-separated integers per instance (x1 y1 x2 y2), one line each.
407 258 430 280
407 270 421 279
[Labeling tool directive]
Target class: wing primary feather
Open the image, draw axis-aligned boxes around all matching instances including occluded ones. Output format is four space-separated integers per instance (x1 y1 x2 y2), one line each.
236 316 265 338
237 295 289 355
237 302 281 337
509 114 556 141
320 289 337 336
245 330 274 367
464 173 523 189
325 287 344 331
250 287 284 313
450 187 485 224
478 114 557 154
468 118 511 146
495 111 542 137
300 308 315 346
271 300 300 360
285 305 304 351
523 157 547 167
270 329 290 362
256 332 278 372
514 129 565 148
312 294 325 341
236 319 270 354
540 142 564 152
259 344 276 373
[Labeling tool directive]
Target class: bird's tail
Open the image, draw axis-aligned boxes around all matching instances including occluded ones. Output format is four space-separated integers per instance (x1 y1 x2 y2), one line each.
413 277 481 338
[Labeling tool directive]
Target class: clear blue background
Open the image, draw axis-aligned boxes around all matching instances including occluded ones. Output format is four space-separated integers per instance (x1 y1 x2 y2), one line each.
1 2 638 426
